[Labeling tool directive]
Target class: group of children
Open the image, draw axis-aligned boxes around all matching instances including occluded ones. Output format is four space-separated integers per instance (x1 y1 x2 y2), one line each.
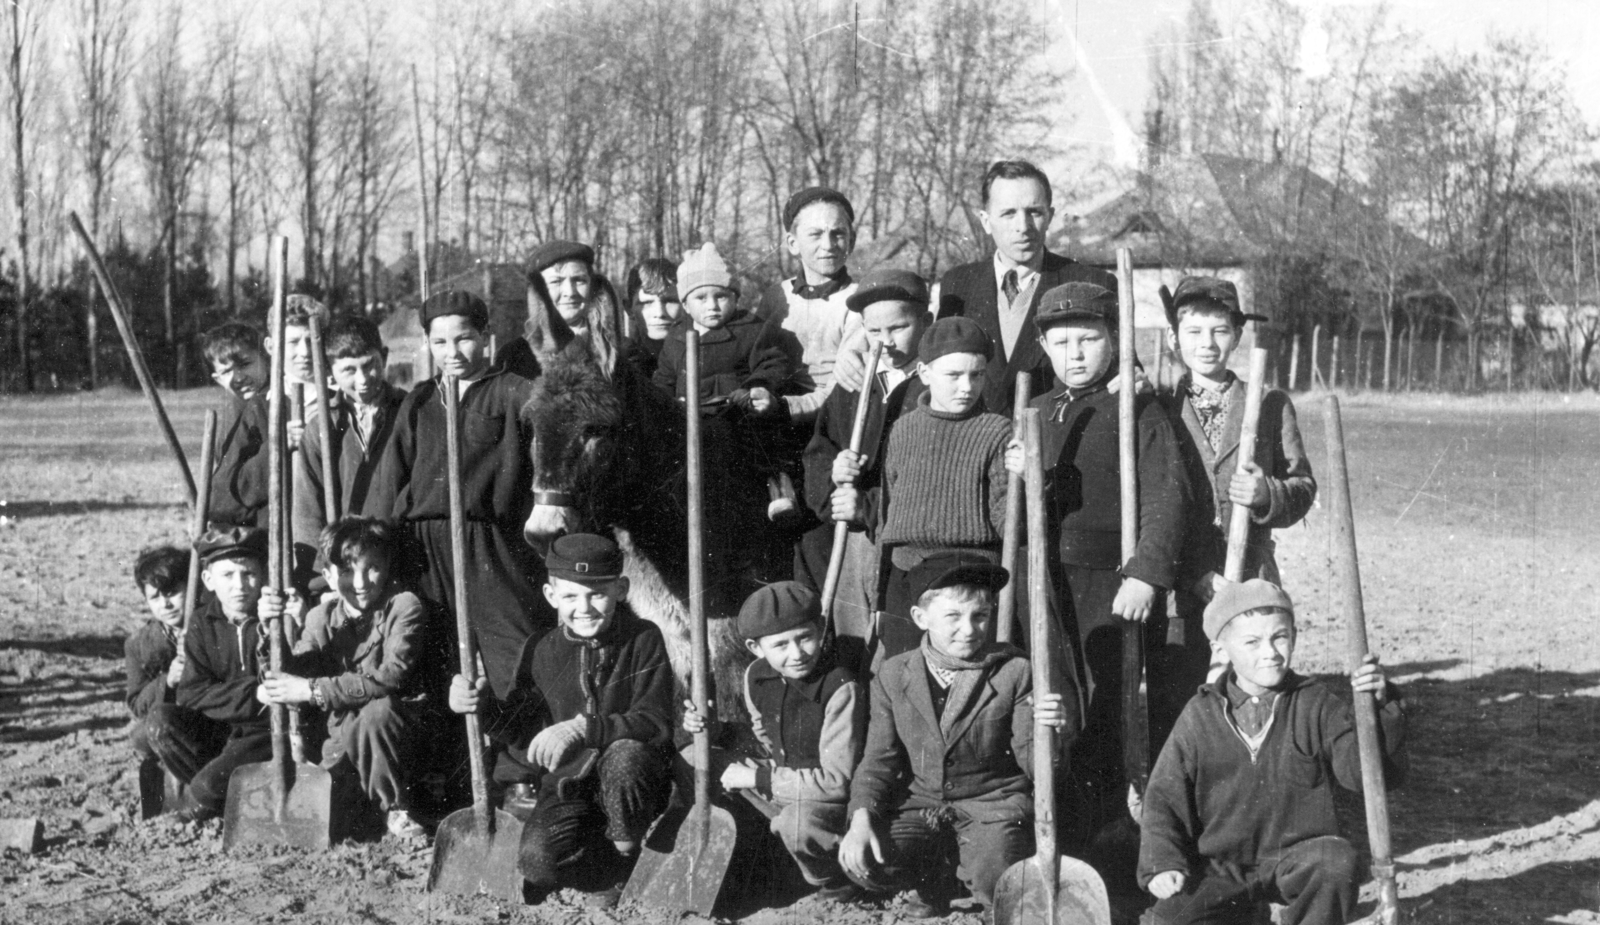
119 161 1404 923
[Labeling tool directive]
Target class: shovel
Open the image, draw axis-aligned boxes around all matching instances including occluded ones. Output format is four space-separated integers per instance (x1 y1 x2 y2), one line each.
223 235 336 852
622 328 738 916
994 408 1112 925
427 373 526 900
141 408 217 820
995 371 1030 645
1325 397 1403 925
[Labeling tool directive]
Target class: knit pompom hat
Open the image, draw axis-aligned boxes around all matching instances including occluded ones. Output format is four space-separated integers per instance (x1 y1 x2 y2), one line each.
677 243 738 300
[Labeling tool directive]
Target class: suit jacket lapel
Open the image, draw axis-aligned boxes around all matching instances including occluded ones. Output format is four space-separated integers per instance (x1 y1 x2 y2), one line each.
942 671 999 743
1176 382 1219 473
902 657 944 746
1211 382 1249 472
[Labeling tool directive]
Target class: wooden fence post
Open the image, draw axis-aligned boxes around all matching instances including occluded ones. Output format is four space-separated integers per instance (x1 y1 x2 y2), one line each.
1311 325 1323 390
1288 335 1301 391
1331 333 1342 390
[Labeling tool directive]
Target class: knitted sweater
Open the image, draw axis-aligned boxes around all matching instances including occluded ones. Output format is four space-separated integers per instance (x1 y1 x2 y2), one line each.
877 392 1011 552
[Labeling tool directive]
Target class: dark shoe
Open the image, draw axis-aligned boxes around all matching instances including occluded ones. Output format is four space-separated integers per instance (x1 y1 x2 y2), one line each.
815 882 865 905
582 882 624 909
502 782 538 820
171 803 218 825
904 890 949 919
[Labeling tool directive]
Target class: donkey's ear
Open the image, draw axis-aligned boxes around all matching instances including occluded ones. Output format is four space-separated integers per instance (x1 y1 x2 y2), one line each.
525 284 574 362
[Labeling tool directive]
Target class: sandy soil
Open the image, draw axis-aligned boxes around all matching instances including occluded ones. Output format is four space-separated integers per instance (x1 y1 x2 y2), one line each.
3 388 1599 924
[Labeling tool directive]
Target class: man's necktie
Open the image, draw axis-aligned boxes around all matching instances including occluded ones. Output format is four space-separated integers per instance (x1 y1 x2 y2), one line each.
1002 270 1019 305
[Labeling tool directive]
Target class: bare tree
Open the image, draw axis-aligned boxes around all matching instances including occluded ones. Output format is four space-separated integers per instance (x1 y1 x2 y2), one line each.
205 7 261 316
273 4 340 288
4 0 48 391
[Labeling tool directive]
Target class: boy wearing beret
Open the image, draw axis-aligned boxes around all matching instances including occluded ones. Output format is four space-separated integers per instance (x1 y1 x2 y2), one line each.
449 533 674 907
256 517 430 839
1002 281 1187 844
800 268 931 672
840 554 1069 917
682 581 866 903
1154 277 1316 748
143 527 274 823
364 289 548 703
874 316 1012 659
1139 580 1404 925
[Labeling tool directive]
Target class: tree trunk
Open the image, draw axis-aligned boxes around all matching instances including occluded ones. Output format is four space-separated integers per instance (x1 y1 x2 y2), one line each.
1310 324 1322 389
9 5 33 392
164 221 178 387
1330 333 1341 390
1435 327 1445 391
1288 334 1300 390
1382 325 1393 392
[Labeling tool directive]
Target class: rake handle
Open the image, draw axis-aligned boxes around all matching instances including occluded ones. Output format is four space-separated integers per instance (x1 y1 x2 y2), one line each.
819 343 884 631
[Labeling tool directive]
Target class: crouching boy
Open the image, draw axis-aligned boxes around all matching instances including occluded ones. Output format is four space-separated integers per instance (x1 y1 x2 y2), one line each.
1138 580 1405 925
145 527 272 823
839 553 1068 917
682 581 865 903
125 546 188 766
449 534 674 907
256 517 429 839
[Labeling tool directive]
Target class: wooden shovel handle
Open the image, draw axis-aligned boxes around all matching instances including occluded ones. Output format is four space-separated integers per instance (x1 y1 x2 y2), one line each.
1223 348 1269 581
265 236 289 769
444 373 493 827
308 315 339 523
1115 248 1149 792
685 330 711 810
182 411 218 638
996 370 1030 644
820 343 884 629
1021 409 1058 861
1324 396 1400 923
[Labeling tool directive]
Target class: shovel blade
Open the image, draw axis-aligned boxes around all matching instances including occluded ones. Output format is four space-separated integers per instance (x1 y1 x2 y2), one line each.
620 803 738 916
427 806 526 901
993 854 1112 925
221 760 335 851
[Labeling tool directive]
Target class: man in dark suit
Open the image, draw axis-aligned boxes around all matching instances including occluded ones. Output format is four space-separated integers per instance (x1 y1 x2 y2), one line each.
937 159 1117 413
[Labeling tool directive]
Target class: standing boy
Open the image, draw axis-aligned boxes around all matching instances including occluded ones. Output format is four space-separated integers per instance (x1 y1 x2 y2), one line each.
1155 277 1315 746
449 534 674 908
124 546 188 770
200 323 271 530
257 518 430 839
364 289 546 701
144 527 272 823
1139 580 1404 925
874 317 1011 659
800 268 930 670
1002 281 1187 842
839 554 1069 917
681 582 866 904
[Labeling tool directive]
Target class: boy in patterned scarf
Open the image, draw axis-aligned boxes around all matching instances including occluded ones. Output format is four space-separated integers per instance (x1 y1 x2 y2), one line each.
839 553 1069 918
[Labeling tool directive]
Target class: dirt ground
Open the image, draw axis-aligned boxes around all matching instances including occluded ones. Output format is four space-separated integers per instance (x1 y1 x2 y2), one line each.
2 388 1598 924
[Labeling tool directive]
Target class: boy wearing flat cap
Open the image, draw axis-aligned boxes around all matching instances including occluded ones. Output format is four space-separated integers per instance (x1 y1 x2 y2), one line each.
682 581 866 903
1139 580 1404 925
840 553 1069 917
875 316 1012 660
143 527 273 822
449 533 674 907
1155 277 1316 747
364 289 546 704
799 268 932 672
1001 280 1187 844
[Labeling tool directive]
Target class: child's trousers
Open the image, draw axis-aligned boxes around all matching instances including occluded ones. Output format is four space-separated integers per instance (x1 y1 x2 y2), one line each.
845 799 1032 907
144 704 272 814
1145 836 1358 925
770 799 849 888
320 697 414 811
517 739 671 891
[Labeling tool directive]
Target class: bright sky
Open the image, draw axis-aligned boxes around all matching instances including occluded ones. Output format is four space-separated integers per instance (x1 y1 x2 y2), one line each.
1050 0 1599 180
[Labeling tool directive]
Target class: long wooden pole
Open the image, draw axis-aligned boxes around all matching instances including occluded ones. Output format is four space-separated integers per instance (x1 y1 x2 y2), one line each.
820 343 884 634
685 328 711 833
265 235 290 812
1324 396 1401 925
1115 248 1148 796
411 66 434 381
996 370 1030 644
1222 348 1269 580
181 410 218 643
1022 406 1058 914
308 316 338 523
69 211 195 506
443 372 492 836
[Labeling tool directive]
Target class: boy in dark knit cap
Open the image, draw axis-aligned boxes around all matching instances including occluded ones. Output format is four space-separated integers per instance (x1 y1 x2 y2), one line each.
449 533 674 908
364 289 548 703
681 581 866 904
1139 580 1404 925
1001 280 1187 844
874 316 1011 659
799 268 931 672
144 527 274 823
840 553 1069 917
1154 277 1316 750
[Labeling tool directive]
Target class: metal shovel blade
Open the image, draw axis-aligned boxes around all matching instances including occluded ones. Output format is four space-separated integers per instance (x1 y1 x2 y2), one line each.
427 806 526 901
620 802 738 916
221 759 335 851
993 854 1112 925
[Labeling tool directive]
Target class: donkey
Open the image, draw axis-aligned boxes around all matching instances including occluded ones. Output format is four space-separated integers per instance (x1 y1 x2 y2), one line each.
519 336 754 720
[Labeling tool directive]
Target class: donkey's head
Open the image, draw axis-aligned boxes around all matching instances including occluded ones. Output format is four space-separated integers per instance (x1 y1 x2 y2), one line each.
520 339 627 547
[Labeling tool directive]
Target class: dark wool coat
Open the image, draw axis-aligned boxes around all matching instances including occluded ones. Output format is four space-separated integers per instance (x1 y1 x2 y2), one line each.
849 646 1036 824
208 391 269 529
292 381 407 546
482 607 675 757
361 366 538 526
124 620 178 718
1156 378 1316 588
653 313 791 403
1137 671 1406 888
802 373 927 540
1032 378 1187 590
176 599 268 731
936 251 1118 413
